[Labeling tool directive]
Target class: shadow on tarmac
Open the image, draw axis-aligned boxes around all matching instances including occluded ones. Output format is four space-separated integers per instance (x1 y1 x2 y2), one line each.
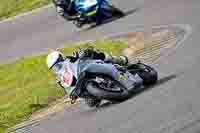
95 74 179 110
78 8 140 32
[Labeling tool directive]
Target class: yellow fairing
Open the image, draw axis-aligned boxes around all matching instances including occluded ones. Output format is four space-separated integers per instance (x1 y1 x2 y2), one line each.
86 9 97 16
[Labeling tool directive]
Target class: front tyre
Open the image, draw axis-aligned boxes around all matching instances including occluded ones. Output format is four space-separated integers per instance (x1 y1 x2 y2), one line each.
86 80 130 101
84 97 102 107
73 19 84 28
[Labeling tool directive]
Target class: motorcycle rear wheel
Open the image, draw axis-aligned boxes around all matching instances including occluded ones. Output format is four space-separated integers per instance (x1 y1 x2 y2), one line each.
102 5 125 18
128 63 158 86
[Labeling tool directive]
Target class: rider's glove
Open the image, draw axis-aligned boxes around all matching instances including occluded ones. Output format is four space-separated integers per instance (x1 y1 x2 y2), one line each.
56 6 64 16
78 48 97 59
72 51 80 58
79 48 90 58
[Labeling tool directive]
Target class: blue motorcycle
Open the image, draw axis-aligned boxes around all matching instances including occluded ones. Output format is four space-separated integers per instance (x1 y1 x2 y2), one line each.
73 0 124 28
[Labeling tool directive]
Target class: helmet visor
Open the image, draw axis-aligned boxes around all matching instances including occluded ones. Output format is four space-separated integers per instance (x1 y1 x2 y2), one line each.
51 62 64 73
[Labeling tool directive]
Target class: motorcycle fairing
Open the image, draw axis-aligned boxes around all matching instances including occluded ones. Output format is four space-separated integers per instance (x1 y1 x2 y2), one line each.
74 0 109 17
78 60 142 90
75 0 98 13
80 61 119 79
62 66 74 87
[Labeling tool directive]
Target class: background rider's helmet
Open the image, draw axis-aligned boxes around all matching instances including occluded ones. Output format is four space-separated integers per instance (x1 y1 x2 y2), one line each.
52 0 70 6
46 51 64 69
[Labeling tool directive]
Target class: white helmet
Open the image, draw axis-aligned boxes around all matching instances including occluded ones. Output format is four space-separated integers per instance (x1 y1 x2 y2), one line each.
46 51 64 69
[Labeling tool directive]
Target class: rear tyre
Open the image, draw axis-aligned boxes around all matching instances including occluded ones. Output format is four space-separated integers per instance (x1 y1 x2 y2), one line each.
139 67 158 86
103 5 125 18
129 63 158 86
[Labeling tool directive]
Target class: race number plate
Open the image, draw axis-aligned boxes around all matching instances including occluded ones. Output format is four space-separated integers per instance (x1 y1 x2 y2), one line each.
63 67 73 87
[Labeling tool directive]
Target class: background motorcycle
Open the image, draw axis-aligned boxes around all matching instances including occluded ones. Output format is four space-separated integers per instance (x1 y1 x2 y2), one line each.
62 57 158 108
73 0 124 28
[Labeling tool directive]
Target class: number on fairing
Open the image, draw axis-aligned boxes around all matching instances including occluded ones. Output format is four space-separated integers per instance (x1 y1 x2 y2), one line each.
63 67 73 87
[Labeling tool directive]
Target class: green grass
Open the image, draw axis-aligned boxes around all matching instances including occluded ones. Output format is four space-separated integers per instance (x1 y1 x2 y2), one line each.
0 39 127 133
0 0 51 20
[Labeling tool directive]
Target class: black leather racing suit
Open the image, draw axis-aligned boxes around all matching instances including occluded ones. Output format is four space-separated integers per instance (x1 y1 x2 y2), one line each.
72 48 128 65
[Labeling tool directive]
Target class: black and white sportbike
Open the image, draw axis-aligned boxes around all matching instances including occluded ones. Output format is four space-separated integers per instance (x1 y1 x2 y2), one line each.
56 54 158 107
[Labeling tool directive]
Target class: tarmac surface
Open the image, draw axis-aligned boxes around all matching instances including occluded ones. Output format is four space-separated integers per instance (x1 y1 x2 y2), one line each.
1 0 200 133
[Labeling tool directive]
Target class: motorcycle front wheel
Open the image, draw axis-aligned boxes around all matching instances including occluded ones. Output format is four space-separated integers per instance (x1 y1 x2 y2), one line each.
86 78 130 101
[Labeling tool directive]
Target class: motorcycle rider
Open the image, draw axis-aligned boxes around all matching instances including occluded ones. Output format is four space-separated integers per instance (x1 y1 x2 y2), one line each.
52 0 102 26
46 48 143 102
52 0 77 20
46 48 128 94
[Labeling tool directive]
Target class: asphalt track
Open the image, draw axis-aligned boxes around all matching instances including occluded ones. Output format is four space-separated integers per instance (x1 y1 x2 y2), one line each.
1 0 200 133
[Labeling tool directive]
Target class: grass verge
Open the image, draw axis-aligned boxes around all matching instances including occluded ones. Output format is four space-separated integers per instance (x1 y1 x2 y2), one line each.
0 0 51 21
0 39 127 133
